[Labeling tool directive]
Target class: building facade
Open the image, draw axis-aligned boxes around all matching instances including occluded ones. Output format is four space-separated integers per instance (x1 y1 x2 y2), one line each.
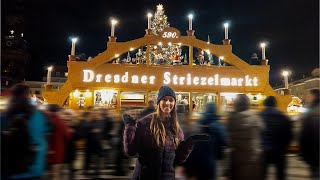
1 0 31 86
275 68 320 100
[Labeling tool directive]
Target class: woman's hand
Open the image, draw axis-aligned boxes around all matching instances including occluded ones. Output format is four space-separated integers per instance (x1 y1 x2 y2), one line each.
123 114 136 126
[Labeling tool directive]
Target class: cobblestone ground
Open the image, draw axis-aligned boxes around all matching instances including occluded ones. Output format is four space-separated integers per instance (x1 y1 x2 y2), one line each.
43 152 310 180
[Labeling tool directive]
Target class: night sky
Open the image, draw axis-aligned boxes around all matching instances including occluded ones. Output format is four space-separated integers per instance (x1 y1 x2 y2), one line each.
3 0 319 86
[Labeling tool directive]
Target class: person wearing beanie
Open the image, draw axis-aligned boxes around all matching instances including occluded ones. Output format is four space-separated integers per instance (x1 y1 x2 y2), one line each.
156 85 177 105
123 85 209 180
260 96 292 180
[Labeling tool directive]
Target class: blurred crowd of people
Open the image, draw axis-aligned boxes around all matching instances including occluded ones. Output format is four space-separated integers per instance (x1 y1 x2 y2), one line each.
1 84 118 180
1 83 319 180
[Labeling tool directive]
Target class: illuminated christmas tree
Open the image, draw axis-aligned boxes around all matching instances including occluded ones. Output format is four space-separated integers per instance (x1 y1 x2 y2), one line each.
149 4 182 65
151 4 170 35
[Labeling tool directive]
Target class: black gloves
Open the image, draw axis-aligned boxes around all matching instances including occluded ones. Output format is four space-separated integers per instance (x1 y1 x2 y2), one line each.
186 134 210 144
123 114 136 126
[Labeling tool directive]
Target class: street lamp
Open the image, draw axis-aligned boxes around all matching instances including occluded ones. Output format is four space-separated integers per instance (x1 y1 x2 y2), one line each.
282 70 289 89
47 66 53 85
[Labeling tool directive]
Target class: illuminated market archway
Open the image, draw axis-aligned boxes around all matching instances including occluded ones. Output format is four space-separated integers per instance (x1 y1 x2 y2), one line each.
43 5 291 112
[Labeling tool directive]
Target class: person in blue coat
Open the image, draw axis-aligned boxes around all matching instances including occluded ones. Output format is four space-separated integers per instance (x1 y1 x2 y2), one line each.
185 102 227 180
1 83 50 180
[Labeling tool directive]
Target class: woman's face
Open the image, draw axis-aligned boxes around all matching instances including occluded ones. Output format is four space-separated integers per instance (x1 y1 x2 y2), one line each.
159 96 175 115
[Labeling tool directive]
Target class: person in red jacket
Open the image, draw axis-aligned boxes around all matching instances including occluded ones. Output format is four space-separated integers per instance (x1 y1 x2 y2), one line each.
46 104 72 180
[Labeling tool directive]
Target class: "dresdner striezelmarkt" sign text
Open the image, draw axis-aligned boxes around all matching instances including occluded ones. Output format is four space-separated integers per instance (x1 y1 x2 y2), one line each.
82 70 258 87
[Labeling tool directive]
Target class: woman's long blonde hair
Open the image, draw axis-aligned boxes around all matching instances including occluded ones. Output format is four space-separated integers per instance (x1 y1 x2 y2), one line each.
150 104 181 149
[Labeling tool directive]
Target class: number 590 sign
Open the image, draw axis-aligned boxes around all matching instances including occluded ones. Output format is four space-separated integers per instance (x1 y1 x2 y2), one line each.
162 32 178 38
159 27 181 39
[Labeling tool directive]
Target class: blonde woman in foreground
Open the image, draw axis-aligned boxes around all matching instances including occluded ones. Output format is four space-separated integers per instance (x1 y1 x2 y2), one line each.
123 85 209 180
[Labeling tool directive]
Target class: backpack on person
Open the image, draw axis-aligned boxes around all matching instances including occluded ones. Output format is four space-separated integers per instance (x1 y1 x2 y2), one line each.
2 115 36 174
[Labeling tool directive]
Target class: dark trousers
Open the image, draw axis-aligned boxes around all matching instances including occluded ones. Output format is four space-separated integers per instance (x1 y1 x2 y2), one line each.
114 149 127 176
84 148 102 177
262 152 287 180
85 152 100 171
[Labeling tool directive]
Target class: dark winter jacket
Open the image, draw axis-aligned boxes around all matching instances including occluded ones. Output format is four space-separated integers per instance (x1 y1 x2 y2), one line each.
299 105 320 167
260 107 292 153
184 102 227 179
65 124 77 164
86 119 104 154
102 116 114 140
123 113 193 180
198 113 227 160
74 120 89 139
227 110 264 180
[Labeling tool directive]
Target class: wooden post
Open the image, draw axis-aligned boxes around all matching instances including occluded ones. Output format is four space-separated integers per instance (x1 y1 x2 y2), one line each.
189 46 193 66
189 92 193 112
146 45 150 66
146 90 149 106
117 89 121 111
216 92 221 114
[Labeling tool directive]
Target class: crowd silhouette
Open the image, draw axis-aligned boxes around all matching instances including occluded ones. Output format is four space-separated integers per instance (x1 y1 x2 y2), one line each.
1 83 319 180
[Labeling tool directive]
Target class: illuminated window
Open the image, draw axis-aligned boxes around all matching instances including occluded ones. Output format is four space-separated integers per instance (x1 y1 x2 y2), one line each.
94 89 118 108
192 92 217 112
